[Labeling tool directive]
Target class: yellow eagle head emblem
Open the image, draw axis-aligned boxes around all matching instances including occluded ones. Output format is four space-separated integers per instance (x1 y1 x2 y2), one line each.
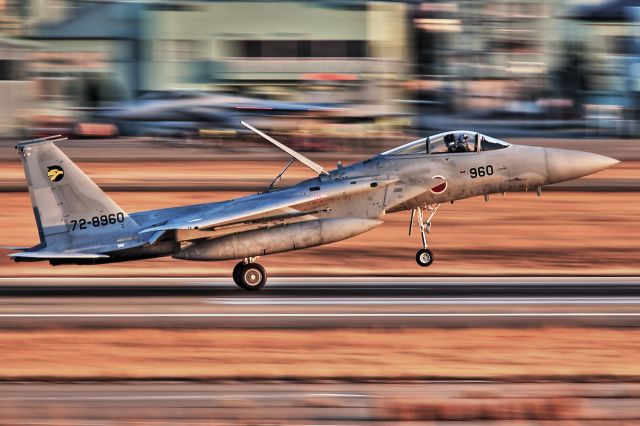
47 165 64 182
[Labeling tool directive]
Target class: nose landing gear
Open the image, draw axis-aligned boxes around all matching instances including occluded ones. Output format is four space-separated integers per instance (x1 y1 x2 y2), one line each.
233 257 267 291
410 203 440 267
416 248 434 267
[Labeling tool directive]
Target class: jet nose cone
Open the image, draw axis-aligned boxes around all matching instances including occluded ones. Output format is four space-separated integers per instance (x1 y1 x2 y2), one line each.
545 148 619 184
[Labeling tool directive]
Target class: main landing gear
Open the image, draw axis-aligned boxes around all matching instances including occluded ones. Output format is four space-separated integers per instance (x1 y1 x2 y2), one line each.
233 258 267 291
410 203 440 267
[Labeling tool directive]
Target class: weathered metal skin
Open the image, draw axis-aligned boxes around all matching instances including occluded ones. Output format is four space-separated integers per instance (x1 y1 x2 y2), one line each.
9 131 618 266
173 217 383 261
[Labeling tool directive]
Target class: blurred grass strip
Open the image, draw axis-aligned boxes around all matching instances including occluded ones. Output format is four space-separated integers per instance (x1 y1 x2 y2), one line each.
1 328 639 380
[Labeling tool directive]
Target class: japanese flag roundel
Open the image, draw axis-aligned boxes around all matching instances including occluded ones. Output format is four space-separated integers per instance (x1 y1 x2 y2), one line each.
429 175 447 194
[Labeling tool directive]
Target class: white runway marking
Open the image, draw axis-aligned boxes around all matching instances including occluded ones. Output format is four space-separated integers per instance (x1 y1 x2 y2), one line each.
0 313 639 318
204 297 640 305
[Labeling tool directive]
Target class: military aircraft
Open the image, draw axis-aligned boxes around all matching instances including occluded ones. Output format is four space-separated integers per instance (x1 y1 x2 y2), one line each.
90 91 342 136
8 125 618 290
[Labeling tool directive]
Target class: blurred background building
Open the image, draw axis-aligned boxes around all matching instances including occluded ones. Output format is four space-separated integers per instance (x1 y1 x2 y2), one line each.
0 0 638 139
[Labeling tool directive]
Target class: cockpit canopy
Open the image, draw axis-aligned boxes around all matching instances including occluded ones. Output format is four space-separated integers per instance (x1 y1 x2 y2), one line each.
381 131 510 156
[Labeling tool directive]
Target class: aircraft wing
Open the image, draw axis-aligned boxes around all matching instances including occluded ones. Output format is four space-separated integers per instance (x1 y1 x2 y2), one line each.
177 102 337 125
178 106 238 126
139 187 327 234
140 177 396 234
139 124 394 235
232 99 339 113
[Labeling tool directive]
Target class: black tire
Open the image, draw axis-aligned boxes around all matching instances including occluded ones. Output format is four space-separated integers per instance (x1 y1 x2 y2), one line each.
236 263 267 291
416 248 434 267
232 261 244 285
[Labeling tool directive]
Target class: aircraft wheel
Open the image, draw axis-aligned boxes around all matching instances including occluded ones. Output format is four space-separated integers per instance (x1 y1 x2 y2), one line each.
236 263 267 291
416 248 434 267
232 261 244 286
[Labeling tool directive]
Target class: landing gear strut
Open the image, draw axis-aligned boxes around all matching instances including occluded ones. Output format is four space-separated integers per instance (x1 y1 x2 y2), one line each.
410 203 440 267
233 258 267 291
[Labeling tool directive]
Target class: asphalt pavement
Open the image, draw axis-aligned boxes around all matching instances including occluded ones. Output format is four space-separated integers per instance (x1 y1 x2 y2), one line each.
0 381 638 424
1 277 639 424
1 277 639 328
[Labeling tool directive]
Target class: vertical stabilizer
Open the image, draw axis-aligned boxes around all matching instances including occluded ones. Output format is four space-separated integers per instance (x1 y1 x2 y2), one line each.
16 137 138 248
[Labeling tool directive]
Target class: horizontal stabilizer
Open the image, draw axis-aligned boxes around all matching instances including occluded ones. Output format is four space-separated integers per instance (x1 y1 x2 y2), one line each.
8 252 109 259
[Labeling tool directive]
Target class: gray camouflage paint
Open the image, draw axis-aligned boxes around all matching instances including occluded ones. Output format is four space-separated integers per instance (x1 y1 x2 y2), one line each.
9 132 618 265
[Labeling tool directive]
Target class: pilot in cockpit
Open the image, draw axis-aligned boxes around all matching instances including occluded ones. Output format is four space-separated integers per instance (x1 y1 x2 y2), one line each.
444 133 456 152
449 133 470 153
458 133 471 152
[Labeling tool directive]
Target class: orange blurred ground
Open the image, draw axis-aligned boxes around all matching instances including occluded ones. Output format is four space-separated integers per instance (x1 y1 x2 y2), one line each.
1 328 639 379
1 189 639 276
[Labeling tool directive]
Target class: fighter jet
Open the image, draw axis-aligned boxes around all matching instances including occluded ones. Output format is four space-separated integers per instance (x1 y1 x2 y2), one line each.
8 126 618 290
91 91 341 136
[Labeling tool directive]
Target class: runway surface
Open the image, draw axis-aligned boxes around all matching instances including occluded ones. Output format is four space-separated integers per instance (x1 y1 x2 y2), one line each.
1 381 639 424
1 276 639 328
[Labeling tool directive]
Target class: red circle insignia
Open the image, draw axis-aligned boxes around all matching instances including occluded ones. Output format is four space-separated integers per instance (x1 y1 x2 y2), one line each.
429 175 448 194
